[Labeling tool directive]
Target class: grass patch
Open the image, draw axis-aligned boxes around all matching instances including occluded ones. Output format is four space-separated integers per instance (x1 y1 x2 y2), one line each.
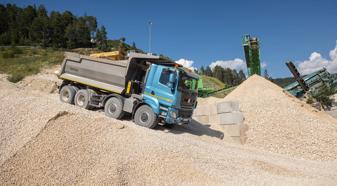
200 75 237 98
201 75 226 90
0 46 64 82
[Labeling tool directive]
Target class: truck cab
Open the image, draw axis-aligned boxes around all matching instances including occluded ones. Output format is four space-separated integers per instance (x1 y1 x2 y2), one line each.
142 64 199 126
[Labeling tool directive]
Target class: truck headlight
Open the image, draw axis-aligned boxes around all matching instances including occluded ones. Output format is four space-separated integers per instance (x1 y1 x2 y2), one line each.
170 110 177 119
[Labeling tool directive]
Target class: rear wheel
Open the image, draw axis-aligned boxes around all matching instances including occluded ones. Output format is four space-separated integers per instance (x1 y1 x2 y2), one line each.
59 85 76 104
104 97 125 119
134 105 158 128
74 89 91 109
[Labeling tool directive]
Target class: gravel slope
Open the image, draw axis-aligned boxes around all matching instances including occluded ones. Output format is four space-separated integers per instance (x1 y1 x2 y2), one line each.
224 75 337 161
1 72 337 185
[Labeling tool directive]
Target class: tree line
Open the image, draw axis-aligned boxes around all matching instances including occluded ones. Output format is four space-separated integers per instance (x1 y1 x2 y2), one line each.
0 3 109 49
198 65 246 86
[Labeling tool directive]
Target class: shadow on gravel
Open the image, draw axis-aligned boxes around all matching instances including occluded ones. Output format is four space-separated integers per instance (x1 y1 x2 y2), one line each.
157 119 224 140
105 112 224 140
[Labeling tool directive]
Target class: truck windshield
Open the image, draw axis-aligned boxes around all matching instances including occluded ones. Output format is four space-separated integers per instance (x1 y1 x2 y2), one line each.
178 73 198 92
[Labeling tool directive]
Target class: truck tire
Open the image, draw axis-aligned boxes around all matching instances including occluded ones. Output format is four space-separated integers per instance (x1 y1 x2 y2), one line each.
134 105 158 128
74 89 91 109
104 97 125 119
60 85 76 104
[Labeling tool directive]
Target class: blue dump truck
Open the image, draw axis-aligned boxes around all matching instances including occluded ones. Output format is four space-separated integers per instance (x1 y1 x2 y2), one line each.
57 52 199 128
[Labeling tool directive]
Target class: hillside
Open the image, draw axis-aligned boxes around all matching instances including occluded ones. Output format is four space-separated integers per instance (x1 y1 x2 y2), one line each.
201 75 226 90
0 46 63 82
0 42 141 83
201 75 237 98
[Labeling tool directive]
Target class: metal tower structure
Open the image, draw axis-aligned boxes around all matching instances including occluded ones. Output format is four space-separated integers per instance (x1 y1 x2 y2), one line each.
243 35 261 76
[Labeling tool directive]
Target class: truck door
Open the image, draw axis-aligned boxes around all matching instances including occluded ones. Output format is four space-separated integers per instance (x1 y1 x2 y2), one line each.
145 65 175 106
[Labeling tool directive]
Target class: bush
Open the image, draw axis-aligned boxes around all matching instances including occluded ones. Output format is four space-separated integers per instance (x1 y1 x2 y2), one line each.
7 74 24 83
10 46 23 55
311 85 336 110
306 96 314 104
2 51 15 58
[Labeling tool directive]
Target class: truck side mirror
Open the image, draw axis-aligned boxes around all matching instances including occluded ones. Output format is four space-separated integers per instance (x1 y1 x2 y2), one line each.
168 72 176 89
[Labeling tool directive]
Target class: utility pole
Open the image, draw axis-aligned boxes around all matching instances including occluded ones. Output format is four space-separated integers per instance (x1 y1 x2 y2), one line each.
148 21 152 53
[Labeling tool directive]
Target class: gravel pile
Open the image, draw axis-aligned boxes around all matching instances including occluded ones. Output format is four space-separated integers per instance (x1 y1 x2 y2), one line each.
1 72 337 185
224 75 337 161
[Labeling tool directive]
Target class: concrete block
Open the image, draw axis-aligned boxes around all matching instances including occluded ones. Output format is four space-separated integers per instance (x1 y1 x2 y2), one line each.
217 101 240 114
192 115 209 124
208 114 221 124
220 123 242 136
217 112 244 124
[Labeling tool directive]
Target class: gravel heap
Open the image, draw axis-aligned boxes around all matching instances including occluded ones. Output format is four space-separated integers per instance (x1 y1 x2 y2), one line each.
224 75 337 161
1 72 337 185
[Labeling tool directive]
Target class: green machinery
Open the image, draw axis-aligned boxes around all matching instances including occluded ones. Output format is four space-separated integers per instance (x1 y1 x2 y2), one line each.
285 61 337 97
186 35 262 97
243 35 261 76
188 77 231 98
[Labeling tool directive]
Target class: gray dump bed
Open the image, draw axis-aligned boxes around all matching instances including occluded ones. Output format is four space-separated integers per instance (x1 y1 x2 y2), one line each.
58 52 130 94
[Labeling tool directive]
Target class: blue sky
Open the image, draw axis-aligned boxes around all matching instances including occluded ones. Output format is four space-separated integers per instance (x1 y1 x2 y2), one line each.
2 0 337 77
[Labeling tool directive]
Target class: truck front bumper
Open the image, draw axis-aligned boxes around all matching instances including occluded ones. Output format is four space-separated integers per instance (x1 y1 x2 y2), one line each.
164 107 193 125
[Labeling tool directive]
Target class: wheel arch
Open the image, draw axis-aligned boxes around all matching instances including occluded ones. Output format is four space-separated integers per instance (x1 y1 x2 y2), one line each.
102 93 125 106
132 98 159 120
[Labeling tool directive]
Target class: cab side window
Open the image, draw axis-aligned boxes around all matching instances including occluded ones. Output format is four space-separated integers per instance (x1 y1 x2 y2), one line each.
159 69 171 86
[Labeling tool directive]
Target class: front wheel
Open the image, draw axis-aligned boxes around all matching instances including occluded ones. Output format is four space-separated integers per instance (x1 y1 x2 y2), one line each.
134 105 158 128
104 97 125 119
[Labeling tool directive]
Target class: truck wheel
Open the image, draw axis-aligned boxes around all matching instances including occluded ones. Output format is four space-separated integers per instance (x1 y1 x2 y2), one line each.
74 89 91 109
104 97 124 119
134 105 158 128
60 85 76 104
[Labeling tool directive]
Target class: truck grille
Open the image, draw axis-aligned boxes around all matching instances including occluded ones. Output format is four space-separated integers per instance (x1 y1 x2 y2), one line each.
178 109 193 118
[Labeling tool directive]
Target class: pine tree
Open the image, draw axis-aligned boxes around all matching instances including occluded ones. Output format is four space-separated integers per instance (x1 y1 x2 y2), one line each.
213 65 224 82
30 5 49 46
238 70 246 83
96 26 108 51
199 66 205 75
205 66 213 76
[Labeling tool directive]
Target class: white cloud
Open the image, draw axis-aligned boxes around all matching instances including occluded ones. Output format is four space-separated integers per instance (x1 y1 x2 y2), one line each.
298 41 337 75
209 58 246 72
261 62 267 69
175 58 194 68
175 58 196 71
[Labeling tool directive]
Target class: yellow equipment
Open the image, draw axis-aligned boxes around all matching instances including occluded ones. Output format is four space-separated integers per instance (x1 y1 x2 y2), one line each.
89 51 123 60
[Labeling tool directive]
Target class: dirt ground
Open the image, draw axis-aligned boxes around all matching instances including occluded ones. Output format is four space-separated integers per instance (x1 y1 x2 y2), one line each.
1 70 337 185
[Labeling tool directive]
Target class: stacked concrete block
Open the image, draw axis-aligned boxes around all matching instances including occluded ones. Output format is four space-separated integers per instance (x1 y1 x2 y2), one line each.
193 101 247 144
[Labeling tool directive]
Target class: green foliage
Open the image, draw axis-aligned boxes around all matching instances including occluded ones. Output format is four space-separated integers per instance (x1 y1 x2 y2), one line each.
2 51 14 58
199 65 246 87
306 96 314 104
0 47 63 82
7 73 25 82
0 3 99 49
201 75 225 89
311 85 336 109
96 26 108 51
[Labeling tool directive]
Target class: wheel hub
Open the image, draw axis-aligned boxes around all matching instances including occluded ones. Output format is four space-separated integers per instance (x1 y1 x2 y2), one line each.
77 94 85 106
109 103 117 113
62 91 69 101
140 112 149 123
